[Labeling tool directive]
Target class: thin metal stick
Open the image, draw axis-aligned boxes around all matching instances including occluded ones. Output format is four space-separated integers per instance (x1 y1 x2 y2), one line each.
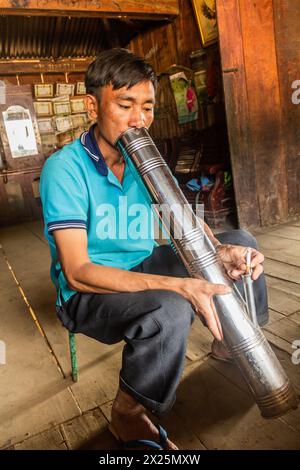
242 247 258 325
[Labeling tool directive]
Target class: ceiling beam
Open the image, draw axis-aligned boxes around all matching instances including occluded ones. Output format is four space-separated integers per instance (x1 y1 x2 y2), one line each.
0 57 94 75
0 1 179 20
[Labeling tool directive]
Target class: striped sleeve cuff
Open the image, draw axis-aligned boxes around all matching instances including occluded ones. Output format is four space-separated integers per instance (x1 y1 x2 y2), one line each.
47 219 87 234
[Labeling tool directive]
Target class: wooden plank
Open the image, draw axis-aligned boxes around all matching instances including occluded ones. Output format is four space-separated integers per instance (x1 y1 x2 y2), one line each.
23 220 47 244
175 0 202 68
265 225 300 242
256 234 300 267
271 346 300 393
100 400 206 450
216 0 260 229
239 0 288 226
281 407 300 436
0 224 123 411
277 337 300 432
139 24 156 70
264 317 300 347
264 330 293 356
150 22 178 74
268 308 285 324
175 360 300 449
0 250 80 449
129 0 201 75
207 355 249 393
289 311 300 325
267 286 300 316
186 317 213 362
159 410 207 450
273 1 300 219
100 401 114 421
266 276 300 299
61 408 118 450
0 58 93 75
69 344 122 411
264 258 300 285
14 427 67 450
0 0 179 19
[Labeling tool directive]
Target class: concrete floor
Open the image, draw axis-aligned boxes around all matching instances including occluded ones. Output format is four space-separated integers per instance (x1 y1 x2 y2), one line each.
0 220 300 450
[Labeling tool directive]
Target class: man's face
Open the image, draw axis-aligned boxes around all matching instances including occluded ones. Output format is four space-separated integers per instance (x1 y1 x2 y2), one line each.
92 80 155 147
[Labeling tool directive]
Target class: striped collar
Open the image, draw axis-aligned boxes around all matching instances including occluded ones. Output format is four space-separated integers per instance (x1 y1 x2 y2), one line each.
80 123 108 176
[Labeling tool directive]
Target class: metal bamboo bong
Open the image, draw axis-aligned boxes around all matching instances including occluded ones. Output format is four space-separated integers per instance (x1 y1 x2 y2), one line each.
116 127 299 419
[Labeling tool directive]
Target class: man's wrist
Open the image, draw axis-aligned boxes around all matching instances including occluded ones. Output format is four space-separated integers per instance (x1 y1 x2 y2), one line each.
166 276 190 299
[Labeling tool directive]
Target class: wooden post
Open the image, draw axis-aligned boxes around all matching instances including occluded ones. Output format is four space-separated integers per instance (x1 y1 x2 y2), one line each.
0 58 94 75
239 0 288 226
217 0 290 228
216 0 260 228
273 0 300 220
0 0 179 19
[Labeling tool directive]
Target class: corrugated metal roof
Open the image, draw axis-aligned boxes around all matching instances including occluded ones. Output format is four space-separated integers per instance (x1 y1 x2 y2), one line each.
0 16 154 59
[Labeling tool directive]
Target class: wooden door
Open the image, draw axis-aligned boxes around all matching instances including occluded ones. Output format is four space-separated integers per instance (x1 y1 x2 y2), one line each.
216 0 292 228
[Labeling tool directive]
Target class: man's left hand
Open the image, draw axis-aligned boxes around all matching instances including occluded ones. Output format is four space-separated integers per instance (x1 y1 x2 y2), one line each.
216 244 264 281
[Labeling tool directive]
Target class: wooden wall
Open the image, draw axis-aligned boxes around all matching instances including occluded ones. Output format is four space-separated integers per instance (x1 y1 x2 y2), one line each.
129 0 203 140
128 0 226 141
274 0 300 221
217 0 300 228
129 0 202 74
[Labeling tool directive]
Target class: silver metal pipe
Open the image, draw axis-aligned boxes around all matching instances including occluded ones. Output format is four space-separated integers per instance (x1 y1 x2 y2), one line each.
242 248 258 326
116 127 298 419
242 273 258 326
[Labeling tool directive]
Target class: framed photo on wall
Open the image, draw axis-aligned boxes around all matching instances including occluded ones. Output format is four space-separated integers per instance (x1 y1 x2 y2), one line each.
191 0 218 47
0 85 44 171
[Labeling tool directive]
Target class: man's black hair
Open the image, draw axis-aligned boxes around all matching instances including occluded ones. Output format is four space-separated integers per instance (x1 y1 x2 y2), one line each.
85 48 157 98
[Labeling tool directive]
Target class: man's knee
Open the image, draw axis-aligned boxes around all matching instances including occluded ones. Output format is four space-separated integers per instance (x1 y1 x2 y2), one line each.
217 229 258 249
123 290 194 342
234 229 258 249
153 290 195 333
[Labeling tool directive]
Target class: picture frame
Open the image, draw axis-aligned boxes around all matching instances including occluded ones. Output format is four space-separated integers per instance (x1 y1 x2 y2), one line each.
191 0 218 47
54 115 73 133
55 83 75 97
53 100 71 116
34 84 54 99
34 101 53 117
70 98 86 114
169 71 199 125
0 85 44 171
37 117 54 134
76 82 86 95
71 113 87 129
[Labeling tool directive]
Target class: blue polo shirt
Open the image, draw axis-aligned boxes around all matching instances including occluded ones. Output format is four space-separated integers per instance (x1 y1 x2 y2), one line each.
40 125 156 306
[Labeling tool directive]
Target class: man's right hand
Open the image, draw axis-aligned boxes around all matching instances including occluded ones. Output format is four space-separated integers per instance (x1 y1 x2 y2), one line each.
178 278 231 341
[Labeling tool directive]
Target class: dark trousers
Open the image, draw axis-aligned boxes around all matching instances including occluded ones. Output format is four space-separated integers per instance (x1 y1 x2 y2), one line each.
57 229 268 416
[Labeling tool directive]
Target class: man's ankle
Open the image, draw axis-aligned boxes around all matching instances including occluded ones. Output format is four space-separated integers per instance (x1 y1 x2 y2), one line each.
112 388 145 416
